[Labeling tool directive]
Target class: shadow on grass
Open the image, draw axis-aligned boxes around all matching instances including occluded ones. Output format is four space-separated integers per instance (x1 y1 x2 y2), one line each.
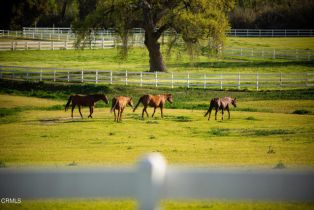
167 60 314 69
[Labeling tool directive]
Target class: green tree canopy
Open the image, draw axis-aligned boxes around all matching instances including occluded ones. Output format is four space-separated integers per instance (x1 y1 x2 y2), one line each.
74 0 234 72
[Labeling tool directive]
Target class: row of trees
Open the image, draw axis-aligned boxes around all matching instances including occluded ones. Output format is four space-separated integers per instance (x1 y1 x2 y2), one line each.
230 0 314 29
1 0 313 30
0 0 312 72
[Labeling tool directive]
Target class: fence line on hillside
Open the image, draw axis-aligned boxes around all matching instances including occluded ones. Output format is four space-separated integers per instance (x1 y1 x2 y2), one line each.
0 153 313 210
1 66 313 90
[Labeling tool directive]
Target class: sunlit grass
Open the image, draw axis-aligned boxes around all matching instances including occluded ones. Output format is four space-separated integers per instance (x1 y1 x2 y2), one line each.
1 199 314 210
0 94 313 167
0 37 313 73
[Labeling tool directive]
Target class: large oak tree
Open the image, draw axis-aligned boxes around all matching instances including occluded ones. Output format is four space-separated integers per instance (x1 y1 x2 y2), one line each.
74 0 234 72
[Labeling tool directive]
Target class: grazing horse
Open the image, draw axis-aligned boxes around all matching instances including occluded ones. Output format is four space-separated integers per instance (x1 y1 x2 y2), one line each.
133 94 173 118
110 96 133 122
65 94 109 118
204 97 237 120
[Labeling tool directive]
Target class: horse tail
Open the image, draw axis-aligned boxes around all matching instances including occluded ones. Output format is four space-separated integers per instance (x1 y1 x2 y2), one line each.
133 96 143 112
65 95 73 112
110 98 118 113
204 99 215 117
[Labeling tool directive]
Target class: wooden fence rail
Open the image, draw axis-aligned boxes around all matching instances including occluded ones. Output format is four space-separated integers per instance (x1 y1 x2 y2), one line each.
0 66 313 90
0 153 313 210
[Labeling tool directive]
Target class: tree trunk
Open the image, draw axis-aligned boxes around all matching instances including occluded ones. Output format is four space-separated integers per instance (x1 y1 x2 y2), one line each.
144 33 167 72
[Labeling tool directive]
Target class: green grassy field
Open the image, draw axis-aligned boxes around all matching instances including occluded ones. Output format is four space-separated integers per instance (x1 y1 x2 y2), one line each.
0 83 314 209
0 37 314 209
1 92 313 167
0 37 313 73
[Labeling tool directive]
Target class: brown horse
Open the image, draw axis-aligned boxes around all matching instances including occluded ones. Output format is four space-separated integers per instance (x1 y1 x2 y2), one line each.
204 97 237 120
65 94 109 118
133 94 173 118
110 96 133 122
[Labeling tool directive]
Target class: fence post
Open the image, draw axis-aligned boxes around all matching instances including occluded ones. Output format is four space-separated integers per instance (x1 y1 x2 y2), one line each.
53 70 56 82
25 42 28 50
220 74 223 90
110 70 113 84
204 74 207 89
155 71 158 87
238 72 241 90
256 73 259 91
240 48 243 56
65 41 67 50
187 73 190 88
102 37 104 49
125 70 128 85
137 153 167 210
38 41 41 50
171 73 174 89
51 41 54 50
251 48 254 57
67 71 70 82
40 68 43 81
273 49 276 59
140 72 143 87
95 70 98 84
81 69 84 83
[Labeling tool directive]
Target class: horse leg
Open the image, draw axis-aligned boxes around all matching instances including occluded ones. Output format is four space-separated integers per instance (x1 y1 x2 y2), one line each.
221 108 224 120
71 104 76 118
78 105 83 118
144 107 149 117
215 108 218 120
113 109 117 122
152 107 156 117
119 108 124 122
226 107 230 119
91 106 94 118
207 108 212 120
160 106 164 118
88 106 93 118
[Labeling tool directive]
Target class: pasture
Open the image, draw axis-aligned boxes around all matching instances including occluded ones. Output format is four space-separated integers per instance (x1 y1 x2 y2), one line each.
0 36 314 209
0 83 314 209
0 37 313 74
1 92 314 167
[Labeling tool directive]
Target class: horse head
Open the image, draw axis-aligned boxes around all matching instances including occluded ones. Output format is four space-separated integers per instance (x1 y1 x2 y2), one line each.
128 97 134 108
231 97 237 107
101 94 109 104
167 94 173 104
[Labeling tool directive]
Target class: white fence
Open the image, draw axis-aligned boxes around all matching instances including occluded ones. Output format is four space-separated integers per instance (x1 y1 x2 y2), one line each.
224 47 313 61
227 29 314 37
0 153 313 210
20 27 314 37
0 66 313 90
0 40 115 51
0 40 313 61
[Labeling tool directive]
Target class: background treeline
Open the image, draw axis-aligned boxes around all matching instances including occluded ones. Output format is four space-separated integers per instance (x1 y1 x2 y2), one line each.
1 0 314 30
229 0 314 29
